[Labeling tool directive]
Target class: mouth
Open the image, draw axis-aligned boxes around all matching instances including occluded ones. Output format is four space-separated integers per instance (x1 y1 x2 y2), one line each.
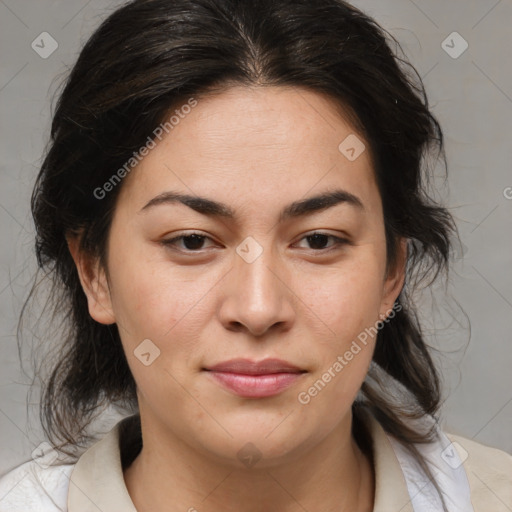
202 358 307 398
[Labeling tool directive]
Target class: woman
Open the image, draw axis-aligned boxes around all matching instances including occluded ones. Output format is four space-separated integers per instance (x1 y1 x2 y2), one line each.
0 0 510 511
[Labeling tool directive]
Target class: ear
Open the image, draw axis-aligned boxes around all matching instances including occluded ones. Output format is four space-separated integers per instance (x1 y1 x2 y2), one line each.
67 234 116 325
379 237 408 319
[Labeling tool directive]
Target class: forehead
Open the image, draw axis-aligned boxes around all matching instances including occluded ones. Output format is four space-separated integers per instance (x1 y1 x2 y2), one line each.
116 85 381 220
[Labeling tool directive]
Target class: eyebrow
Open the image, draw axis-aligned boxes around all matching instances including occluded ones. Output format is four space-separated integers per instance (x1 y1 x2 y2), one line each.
140 188 365 222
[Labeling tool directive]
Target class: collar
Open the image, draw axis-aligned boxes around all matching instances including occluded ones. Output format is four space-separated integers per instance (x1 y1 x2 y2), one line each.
67 412 414 512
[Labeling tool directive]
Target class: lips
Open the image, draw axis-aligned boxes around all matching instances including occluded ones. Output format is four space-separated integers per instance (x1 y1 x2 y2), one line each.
204 358 305 375
203 358 306 398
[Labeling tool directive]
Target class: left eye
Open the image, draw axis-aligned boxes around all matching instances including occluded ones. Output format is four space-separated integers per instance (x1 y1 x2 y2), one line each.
161 231 348 253
295 232 349 251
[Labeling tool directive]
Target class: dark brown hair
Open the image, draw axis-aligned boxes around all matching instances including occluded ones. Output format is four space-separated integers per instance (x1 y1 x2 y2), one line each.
22 0 458 506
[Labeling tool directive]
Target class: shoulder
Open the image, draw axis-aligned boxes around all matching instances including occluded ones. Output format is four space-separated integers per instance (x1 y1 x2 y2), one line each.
0 454 75 512
445 432 512 512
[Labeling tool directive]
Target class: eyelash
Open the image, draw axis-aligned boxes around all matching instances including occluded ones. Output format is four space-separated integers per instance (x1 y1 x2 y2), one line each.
160 231 350 254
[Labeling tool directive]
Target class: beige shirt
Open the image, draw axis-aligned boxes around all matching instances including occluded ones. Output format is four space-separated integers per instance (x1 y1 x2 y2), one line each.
1 413 511 511
67 413 512 512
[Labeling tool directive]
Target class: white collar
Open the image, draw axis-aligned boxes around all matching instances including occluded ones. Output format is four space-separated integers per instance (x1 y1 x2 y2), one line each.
67 412 471 511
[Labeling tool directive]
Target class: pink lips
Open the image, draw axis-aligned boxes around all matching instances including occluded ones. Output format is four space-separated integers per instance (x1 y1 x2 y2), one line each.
203 358 306 398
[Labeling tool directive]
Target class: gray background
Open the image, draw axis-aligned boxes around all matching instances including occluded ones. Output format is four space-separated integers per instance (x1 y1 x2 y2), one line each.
1 0 511 476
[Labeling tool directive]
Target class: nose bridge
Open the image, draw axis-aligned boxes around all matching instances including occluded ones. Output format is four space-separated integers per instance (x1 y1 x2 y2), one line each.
223 234 294 334
235 234 280 304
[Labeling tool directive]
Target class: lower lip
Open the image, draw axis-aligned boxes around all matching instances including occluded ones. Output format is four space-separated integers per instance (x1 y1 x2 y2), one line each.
205 371 304 398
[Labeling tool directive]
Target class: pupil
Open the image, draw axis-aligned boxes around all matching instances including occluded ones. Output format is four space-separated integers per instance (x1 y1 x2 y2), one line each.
184 234 204 250
308 234 328 250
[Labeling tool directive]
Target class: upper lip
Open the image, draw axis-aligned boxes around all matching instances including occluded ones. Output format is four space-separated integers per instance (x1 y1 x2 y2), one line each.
204 358 306 375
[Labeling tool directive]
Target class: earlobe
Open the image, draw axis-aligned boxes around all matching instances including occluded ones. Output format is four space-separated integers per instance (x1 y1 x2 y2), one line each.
380 237 408 318
66 235 116 325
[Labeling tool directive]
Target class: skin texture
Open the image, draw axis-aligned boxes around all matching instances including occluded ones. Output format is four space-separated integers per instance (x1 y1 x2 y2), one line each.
69 85 407 512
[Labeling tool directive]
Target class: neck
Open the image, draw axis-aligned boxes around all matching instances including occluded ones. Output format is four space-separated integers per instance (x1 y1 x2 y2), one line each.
123 409 375 512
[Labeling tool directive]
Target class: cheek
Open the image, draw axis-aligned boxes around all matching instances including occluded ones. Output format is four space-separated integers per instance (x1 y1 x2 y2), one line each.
295 251 384 402
107 246 222 354
300 256 385 340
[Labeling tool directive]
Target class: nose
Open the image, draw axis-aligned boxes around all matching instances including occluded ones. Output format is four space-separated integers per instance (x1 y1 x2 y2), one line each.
218 241 295 337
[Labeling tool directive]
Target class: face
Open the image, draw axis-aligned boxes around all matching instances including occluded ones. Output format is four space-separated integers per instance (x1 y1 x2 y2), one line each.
73 85 406 467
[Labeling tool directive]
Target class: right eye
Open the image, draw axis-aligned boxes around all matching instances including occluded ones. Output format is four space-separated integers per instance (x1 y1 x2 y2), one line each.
160 232 217 253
